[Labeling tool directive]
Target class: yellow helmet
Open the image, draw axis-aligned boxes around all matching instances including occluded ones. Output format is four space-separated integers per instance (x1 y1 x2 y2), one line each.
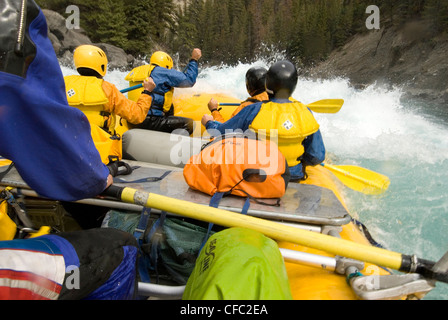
74 45 108 77
150 51 173 69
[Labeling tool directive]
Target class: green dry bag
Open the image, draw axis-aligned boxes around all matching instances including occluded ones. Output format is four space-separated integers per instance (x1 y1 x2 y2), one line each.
183 228 292 300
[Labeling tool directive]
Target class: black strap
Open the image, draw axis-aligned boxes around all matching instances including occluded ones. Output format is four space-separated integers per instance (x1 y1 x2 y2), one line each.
107 160 133 177
232 188 281 207
199 192 251 254
115 170 171 184
222 174 280 207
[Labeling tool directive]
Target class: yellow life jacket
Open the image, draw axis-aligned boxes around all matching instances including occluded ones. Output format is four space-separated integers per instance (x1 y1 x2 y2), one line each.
249 100 320 167
64 75 122 164
0 197 51 240
90 124 123 165
125 65 151 102
160 87 175 114
125 64 174 114
64 75 115 132
0 200 16 241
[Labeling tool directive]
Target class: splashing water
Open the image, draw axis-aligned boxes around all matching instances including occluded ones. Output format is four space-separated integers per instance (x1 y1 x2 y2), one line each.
62 60 448 300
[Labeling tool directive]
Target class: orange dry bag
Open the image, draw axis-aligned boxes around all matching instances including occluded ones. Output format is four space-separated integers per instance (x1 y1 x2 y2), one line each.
183 134 290 200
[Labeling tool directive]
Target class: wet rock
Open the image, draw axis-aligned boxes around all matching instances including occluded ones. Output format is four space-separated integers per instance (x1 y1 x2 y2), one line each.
42 9 137 71
43 9 91 54
309 19 448 109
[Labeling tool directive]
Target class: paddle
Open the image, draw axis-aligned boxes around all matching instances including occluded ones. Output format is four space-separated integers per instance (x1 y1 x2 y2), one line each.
120 84 144 94
102 185 448 284
321 163 390 195
118 84 344 115
220 99 344 114
432 251 448 275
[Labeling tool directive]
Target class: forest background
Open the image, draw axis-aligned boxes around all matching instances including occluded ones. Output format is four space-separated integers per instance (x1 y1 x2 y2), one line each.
36 0 448 68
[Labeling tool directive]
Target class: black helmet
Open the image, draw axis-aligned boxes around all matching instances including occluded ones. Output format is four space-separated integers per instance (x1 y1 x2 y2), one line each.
245 67 267 96
265 61 298 98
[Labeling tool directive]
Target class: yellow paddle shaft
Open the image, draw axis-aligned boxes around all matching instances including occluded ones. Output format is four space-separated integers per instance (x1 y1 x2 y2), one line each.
219 99 343 114
119 187 404 271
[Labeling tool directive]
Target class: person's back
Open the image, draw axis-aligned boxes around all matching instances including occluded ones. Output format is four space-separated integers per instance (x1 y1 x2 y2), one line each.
202 61 326 181
130 49 202 135
148 51 200 115
64 45 155 164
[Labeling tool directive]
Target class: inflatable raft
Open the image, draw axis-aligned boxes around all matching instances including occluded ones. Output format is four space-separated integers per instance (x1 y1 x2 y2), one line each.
120 128 436 300
101 91 439 300
0 92 438 300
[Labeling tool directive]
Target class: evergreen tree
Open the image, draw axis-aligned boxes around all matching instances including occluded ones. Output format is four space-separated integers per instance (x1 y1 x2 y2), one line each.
425 0 448 33
228 0 249 62
208 0 232 64
170 0 202 63
36 0 68 11
37 0 447 67
123 0 154 56
63 0 128 48
147 0 176 47
196 0 215 63
92 0 128 49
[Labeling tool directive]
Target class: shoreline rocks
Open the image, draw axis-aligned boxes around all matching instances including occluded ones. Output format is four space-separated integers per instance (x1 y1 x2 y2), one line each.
308 19 448 110
43 9 145 71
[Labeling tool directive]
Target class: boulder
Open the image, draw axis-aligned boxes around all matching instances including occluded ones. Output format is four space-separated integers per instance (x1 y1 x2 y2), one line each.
309 19 448 109
42 9 91 55
42 9 136 71
93 43 130 71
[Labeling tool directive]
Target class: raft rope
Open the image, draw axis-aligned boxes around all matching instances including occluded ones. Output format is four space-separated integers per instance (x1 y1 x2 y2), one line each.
352 218 385 249
351 218 393 276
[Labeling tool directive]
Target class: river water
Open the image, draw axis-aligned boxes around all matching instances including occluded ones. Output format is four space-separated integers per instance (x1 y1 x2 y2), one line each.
62 60 448 300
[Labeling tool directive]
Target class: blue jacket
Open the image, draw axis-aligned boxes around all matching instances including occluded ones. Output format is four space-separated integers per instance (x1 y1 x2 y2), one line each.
0 6 109 201
149 60 199 116
206 99 326 180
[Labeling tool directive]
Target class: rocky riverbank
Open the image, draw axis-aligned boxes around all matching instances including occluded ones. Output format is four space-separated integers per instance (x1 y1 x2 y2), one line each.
43 9 145 71
308 19 448 109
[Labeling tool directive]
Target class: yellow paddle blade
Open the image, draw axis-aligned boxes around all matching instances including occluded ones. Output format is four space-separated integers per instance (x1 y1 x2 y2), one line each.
307 99 344 114
322 163 390 195
0 159 12 167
